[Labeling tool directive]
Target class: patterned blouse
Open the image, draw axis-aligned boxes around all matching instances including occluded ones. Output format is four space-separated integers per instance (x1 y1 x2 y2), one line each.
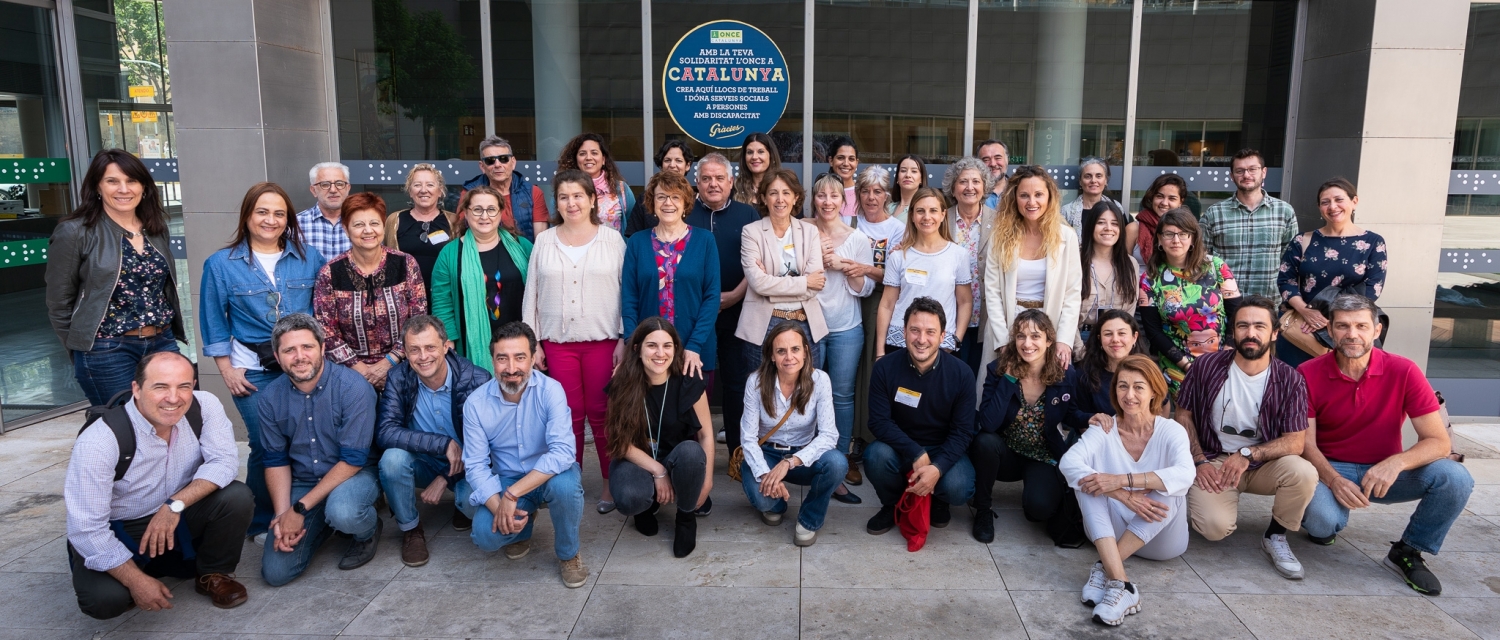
1003 396 1055 465
97 236 175 338
653 228 691 323
1277 230 1387 304
313 248 428 365
1141 255 1235 395
952 213 984 328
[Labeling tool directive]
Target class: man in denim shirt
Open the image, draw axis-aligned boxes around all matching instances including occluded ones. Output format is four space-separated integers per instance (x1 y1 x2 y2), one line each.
257 314 381 585
462 321 588 588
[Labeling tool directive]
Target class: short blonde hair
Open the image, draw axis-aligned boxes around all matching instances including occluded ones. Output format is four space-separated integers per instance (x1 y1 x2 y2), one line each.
404 163 447 201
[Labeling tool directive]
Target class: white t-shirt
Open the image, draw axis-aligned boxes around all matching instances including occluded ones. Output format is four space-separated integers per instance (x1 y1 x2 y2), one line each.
557 233 597 264
1213 363 1269 453
1015 257 1047 301
253 250 283 286
882 241 972 349
816 230 876 333
772 226 803 312
856 214 905 270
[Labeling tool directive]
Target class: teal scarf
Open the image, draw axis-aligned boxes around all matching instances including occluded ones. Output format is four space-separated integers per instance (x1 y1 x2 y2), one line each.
458 228 532 370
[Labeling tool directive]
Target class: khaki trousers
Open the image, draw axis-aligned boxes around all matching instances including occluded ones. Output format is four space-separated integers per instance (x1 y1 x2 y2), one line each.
1187 455 1318 541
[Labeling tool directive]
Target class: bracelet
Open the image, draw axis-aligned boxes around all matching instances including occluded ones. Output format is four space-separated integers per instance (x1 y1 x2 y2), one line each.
385 353 400 366
502 489 520 502
652 473 667 479
1127 472 1135 489
1194 459 1210 467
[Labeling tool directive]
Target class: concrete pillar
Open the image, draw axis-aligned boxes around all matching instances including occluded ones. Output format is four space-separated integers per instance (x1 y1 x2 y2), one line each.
532 0 582 162
1033 3 1087 167
164 0 337 428
1286 0 1469 371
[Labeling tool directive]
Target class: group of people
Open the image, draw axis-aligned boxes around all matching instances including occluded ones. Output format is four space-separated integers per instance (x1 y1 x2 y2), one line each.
49 135 1468 627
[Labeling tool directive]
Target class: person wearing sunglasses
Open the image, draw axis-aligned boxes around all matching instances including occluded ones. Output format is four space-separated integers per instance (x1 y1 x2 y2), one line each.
459 136 550 242
200 182 325 542
1174 295 1317 581
297 162 353 265
430 185 533 373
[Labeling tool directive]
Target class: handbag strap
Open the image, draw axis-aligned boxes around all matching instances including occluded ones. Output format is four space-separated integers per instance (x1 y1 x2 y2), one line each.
757 408 794 446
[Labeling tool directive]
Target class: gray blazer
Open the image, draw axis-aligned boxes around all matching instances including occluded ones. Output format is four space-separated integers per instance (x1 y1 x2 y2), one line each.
45 216 185 352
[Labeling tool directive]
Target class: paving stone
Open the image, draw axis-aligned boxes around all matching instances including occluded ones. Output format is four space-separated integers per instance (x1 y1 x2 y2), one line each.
801 543 1003 590
573 585 798 639
0 570 133 633
0 463 68 494
391 533 601 587
800 587 1028 639
598 535 801 587
341 580 590 639
1220 594 1478 639
117 577 385 635
1465 485 1500 516
1336 513 1500 555
0 533 67 573
1461 458 1500 485
1433 597 1500 640
1182 514 1424 597
1010 590 1254 639
994 543 1212 594
1416 551 1500 598
0 490 68 566
105 632 337 639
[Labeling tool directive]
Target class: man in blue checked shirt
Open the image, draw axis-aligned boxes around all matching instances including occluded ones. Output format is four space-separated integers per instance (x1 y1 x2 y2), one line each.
256 314 381 585
296 162 353 263
462 321 589 588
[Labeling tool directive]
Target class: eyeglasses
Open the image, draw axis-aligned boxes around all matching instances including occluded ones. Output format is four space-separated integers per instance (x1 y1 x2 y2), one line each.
1160 231 1193 241
1221 425 1257 438
468 206 501 218
1231 167 1264 176
313 180 349 191
481 154 514 166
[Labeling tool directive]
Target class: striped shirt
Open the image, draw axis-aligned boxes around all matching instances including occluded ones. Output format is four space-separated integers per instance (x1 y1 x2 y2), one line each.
1175 349 1309 469
1199 190 1297 298
297 206 351 265
64 392 240 571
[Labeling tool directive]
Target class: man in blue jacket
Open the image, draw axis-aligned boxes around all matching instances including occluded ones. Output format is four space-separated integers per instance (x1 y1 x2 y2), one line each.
460 135 548 242
376 315 492 567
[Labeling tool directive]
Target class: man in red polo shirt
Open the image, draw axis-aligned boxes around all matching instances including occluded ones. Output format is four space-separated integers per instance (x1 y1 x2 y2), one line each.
1299 294 1472 596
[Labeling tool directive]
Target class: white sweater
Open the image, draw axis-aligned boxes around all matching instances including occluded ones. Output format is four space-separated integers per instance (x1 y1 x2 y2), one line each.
521 226 626 343
1058 416 1196 498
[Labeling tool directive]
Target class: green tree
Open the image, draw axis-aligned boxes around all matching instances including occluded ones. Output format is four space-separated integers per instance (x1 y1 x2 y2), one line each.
113 0 169 103
373 0 475 157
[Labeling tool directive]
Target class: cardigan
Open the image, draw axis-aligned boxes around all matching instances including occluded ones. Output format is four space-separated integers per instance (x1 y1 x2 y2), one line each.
621 227 722 370
978 223 1083 395
521 225 626 343
736 217 829 344
946 205 998 330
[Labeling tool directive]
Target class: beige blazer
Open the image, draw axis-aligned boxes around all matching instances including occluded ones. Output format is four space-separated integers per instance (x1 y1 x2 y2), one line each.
978 223 1083 394
735 217 829 345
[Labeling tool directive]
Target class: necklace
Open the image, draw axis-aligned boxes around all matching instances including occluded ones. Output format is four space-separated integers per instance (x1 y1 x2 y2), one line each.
644 378 669 459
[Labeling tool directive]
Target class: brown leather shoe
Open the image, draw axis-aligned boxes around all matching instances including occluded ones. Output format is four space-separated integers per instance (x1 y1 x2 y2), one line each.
195 573 248 609
845 463 863 486
401 524 430 567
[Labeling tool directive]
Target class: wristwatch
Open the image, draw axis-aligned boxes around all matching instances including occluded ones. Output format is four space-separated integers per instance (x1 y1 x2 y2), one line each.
164 498 185 514
1239 447 1254 461
292 500 309 515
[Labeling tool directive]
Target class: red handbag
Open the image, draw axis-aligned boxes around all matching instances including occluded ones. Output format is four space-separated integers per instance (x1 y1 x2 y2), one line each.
894 472 931 552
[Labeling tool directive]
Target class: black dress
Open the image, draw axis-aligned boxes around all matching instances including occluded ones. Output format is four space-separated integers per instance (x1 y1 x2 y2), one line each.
393 209 454 286
479 245 525 333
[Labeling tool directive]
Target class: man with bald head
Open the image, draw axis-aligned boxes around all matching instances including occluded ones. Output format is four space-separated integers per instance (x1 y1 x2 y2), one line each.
65 351 253 619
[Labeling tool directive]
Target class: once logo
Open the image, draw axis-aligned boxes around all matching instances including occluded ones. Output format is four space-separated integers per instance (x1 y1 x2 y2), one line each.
710 29 743 43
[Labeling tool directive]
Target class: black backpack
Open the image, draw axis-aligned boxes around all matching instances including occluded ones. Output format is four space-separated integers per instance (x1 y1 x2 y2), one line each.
80 390 203 482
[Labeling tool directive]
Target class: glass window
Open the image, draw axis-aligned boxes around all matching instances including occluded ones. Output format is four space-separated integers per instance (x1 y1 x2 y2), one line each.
97 0 175 163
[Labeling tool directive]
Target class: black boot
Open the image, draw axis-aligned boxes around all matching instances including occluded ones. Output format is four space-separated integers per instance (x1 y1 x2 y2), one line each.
673 509 697 558
634 502 660 537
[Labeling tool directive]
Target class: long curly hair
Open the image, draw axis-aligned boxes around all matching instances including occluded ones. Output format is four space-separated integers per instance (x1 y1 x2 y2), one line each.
557 133 626 198
605 318 685 460
989 165 1064 271
993 309 1066 386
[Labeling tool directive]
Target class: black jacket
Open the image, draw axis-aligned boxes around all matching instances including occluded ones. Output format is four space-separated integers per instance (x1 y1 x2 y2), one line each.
45 217 185 352
376 350 492 469
976 362 1091 461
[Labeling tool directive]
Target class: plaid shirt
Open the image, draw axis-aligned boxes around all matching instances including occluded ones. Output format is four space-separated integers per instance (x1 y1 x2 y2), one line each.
297 206 351 264
1200 190 1297 297
1176 349 1308 469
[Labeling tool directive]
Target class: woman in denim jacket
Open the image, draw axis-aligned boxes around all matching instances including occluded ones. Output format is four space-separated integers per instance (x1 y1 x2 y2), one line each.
199 181 324 537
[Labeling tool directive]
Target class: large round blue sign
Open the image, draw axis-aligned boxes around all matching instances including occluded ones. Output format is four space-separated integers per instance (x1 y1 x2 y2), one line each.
663 21 790 149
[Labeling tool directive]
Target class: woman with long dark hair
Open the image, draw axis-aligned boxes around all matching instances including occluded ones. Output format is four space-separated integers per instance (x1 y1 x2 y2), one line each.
557 133 635 233
889 154 928 222
605 318 714 558
733 133 781 206
46 149 186 406
1077 199 1142 352
1134 174 1188 264
739 322 847 547
200 181 323 538
1075 310 1145 417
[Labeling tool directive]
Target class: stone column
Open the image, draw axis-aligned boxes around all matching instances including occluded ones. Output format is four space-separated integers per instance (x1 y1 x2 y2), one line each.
1032 3 1087 167
532 0 582 162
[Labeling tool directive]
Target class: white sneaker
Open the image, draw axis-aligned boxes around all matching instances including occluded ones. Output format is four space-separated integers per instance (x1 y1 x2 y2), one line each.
251 532 268 546
794 523 817 547
760 511 783 526
716 430 727 444
1081 562 1108 606
1262 534 1305 580
1091 580 1140 626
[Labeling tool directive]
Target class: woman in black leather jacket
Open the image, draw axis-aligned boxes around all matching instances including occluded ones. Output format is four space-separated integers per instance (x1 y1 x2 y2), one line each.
45 149 184 406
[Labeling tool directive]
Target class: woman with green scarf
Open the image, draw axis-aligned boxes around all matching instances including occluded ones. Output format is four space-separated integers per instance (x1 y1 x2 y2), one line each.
431 185 533 371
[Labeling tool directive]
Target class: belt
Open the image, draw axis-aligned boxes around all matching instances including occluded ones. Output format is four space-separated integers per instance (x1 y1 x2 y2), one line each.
1017 300 1044 309
771 309 808 322
767 442 796 451
121 325 169 338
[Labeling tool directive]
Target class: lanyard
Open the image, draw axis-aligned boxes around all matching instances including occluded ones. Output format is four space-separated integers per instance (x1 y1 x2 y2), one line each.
644 379 669 459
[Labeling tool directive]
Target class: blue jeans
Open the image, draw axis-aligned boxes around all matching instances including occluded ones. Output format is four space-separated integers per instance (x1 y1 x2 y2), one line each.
378 448 474 531
863 441 976 509
231 368 284 537
743 316 823 374
814 325 863 456
1302 458 1473 554
739 445 848 531
470 464 584 561
261 466 380 586
72 331 181 406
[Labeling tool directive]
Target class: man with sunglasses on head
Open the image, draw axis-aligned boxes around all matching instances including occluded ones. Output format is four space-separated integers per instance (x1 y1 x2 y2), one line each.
1175 295 1318 580
298 162 353 265
460 136 549 242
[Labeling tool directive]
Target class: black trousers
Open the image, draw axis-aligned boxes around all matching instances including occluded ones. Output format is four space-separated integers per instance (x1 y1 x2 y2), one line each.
716 303 748 455
969 431 1068 519
69 481 254 620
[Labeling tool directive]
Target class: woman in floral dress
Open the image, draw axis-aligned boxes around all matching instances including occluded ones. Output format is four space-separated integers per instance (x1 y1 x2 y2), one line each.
1139 208 1240 399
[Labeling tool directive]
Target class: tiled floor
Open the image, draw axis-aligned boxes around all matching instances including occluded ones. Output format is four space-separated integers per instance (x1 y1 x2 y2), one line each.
3 413 1500 639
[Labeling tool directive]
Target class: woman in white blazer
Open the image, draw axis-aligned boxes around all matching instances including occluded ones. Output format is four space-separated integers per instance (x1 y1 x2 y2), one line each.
980 165 1082 394
736 168 828 371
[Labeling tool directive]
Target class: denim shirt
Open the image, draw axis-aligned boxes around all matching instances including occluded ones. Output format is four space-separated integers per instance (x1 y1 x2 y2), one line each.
199 242 325 357
258 362 375 483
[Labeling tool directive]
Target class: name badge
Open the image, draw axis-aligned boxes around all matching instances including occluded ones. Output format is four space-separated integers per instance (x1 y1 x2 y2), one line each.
427 230 450 244
895 387 922 408
904 268 929 286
